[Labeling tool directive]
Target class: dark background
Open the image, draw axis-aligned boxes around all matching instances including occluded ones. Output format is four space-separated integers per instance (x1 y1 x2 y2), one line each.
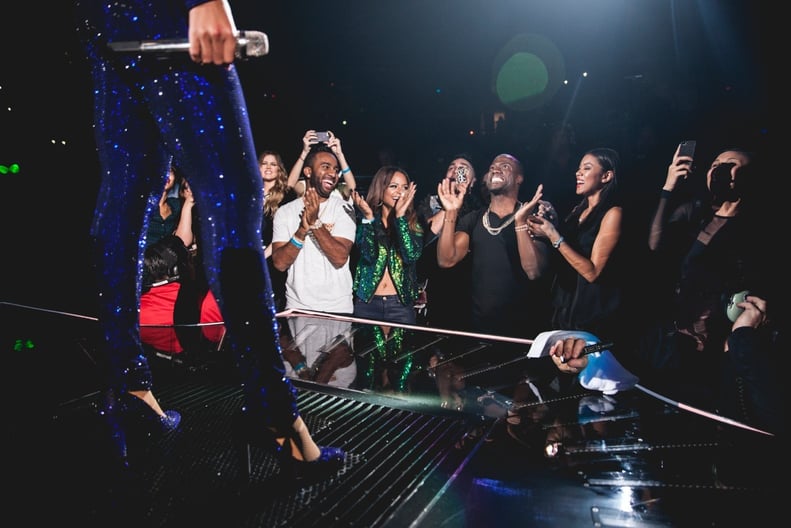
0 1 770 314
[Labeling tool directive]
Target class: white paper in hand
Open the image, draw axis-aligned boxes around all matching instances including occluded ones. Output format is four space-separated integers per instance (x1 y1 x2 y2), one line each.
527 330 600 358
527 330 638 395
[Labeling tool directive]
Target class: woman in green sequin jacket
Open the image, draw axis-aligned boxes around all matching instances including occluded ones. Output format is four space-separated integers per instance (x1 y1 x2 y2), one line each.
351 166 423 324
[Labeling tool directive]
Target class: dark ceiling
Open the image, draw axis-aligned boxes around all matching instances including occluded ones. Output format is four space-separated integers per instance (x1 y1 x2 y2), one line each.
0 0 770 309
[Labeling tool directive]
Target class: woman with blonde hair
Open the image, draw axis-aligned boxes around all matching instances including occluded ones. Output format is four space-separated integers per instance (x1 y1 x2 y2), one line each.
259 150 297 311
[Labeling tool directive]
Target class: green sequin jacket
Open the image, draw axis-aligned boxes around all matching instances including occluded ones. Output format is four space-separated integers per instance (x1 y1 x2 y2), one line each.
353 215 423 306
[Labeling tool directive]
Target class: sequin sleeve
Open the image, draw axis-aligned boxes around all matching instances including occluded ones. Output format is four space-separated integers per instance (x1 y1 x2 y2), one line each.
393 216 423 264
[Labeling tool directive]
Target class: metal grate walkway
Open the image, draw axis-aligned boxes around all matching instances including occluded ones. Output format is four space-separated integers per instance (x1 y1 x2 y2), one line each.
48 376 494 527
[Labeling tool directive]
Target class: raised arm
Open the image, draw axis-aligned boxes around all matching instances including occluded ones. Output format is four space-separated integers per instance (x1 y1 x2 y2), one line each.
648 144 693 251
435 178 469 268
287 130 316 190
514 184 553 280
327 132 356 193
392 181 423 263
173 182 196 247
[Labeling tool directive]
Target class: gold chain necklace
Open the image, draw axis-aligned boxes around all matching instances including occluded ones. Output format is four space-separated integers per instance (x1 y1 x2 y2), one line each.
481 202 521 235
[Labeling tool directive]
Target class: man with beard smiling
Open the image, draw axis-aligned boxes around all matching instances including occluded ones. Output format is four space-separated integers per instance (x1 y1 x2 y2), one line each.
271 144 356 314
437 153 554 339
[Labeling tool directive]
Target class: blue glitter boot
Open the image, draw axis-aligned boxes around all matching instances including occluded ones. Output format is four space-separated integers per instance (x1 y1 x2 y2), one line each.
234 412 344 486
159 409 182 432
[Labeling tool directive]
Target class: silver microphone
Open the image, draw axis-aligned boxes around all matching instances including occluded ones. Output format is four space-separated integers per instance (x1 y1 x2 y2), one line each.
108 30 269 59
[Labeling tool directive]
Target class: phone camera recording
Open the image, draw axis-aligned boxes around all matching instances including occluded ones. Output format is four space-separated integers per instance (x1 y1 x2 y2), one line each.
455 166 468 184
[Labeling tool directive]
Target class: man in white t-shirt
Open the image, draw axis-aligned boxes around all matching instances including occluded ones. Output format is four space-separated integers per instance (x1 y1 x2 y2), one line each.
271 144 357 314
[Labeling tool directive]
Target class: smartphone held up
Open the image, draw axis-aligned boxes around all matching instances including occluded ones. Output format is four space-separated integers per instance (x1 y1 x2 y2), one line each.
455 166 468 184
678 140 696 162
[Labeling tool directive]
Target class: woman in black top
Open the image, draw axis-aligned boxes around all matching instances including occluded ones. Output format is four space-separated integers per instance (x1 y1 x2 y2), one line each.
527 148 625 344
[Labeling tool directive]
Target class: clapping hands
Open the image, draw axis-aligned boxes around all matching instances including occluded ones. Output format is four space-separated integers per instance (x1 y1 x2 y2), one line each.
394 181 417 217
437 178 463 212
351 190 373 221
300 186 321 229
514 184 544 224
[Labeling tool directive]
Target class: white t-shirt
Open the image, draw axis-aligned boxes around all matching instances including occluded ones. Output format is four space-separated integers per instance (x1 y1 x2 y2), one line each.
283 316 357 388
272 194 356 313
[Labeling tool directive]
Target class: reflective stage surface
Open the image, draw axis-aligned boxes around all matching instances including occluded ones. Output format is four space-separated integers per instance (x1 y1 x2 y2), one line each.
3 302 783 527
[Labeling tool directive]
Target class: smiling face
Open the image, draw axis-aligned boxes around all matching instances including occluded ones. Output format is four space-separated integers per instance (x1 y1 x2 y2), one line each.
484 154 522 196
382 171 409 210
574 153 610 196
259 154 280 183
306 151 340 199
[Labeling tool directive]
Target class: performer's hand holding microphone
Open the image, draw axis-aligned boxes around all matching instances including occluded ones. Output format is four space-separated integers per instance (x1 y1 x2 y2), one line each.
108 30 269 60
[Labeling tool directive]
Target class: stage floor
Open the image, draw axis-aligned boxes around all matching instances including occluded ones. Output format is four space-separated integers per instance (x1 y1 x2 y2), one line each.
3 302 783 527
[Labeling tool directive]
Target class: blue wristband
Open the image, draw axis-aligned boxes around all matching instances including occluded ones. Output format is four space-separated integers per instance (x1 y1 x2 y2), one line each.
289 236 304 249
341 167 351 175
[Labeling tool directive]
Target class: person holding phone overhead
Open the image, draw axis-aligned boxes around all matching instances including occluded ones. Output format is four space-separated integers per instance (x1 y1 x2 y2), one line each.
414 154 484 329
271 143 357 314
436 153 553 338
288 130 356 201
637 144 771 403
271 144 357 385
677 140 697 165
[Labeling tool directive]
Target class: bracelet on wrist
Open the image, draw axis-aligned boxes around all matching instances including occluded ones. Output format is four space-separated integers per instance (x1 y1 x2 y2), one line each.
514 224 529 232
341 167 351 175
361 217 373 224
293 361 308 374
553 236 565 249
443 217 456 223
289 236 304 249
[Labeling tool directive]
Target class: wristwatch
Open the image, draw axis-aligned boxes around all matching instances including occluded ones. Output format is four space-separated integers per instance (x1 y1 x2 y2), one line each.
311 218 323 231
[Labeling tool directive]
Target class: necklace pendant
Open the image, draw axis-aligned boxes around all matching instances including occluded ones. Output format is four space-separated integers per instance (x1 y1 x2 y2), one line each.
482 204 520 236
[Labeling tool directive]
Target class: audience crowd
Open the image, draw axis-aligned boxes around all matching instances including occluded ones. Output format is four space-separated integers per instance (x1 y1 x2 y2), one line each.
136 128 782 437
